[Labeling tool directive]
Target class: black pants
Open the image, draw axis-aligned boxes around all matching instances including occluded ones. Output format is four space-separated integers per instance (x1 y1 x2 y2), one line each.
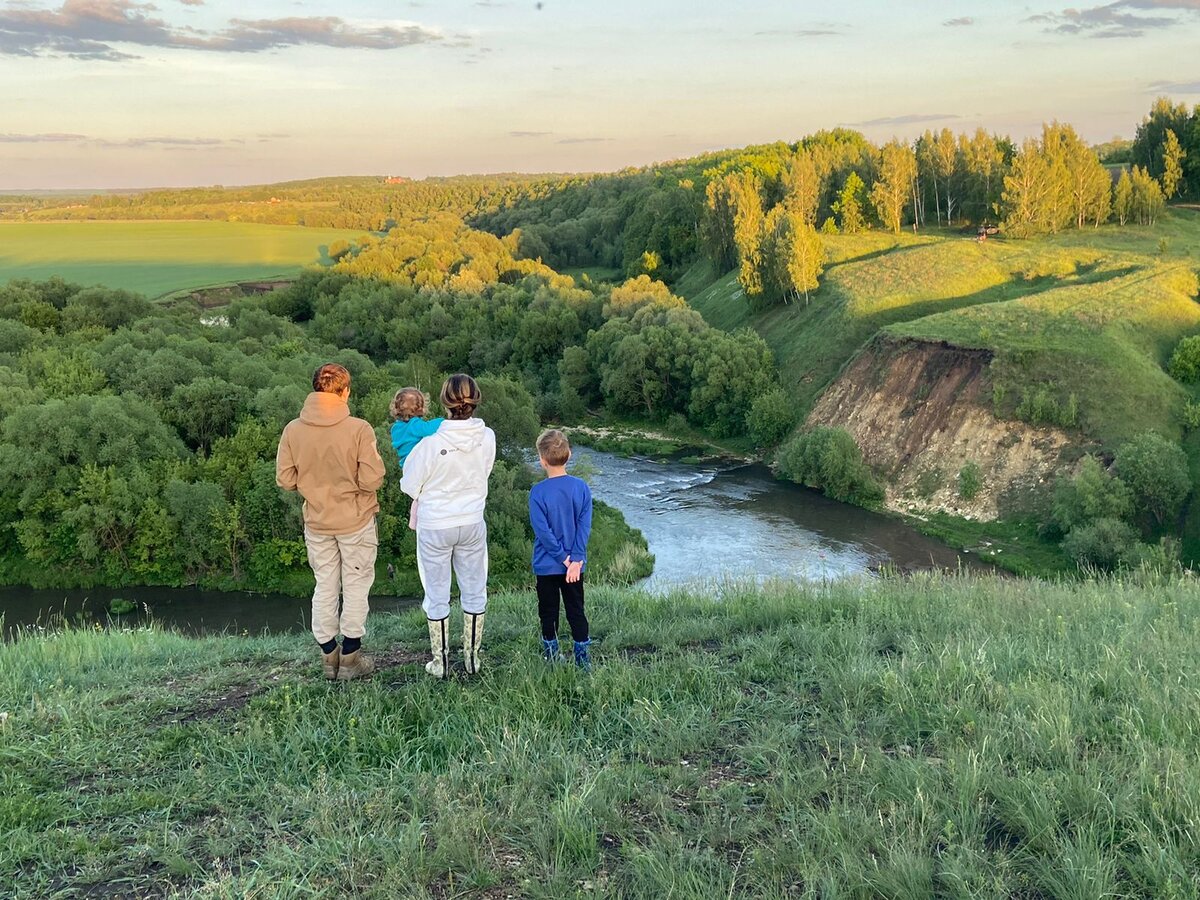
536 574 588 642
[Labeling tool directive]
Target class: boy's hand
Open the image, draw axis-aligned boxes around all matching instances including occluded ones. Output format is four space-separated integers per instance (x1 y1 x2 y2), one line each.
566 560 583 584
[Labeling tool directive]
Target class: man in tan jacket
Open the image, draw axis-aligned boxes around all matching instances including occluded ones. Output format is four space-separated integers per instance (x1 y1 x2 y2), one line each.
276 363 386 681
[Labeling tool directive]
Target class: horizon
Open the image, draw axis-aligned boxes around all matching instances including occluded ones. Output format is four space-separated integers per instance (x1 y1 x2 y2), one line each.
2 0 1199 191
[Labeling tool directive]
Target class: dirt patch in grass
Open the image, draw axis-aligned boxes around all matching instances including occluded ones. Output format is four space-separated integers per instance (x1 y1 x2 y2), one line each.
372 645 427 672
618 643 659 658
165 681 274 727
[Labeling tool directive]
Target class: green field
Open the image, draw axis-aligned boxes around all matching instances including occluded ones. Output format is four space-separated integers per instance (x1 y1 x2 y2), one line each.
684 210 1200 448
0 221 360 299
5 576 1200 897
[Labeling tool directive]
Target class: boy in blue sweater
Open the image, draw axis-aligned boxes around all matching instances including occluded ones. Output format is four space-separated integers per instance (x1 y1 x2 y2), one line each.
529 429 593 670
389 387 443 529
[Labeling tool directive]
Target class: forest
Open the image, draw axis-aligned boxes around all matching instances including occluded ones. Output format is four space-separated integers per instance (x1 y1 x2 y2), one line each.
0 253 778 593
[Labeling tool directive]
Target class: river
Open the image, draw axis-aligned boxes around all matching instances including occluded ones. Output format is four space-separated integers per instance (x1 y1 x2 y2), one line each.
0 449 977 637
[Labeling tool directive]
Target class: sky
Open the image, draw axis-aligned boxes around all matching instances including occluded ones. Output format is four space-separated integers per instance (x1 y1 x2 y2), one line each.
0 0 1198 189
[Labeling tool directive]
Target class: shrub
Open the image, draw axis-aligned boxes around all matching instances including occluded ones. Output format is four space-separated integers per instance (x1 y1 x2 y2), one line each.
1062 517 1141 571
1183 400 1200 431
746 388 798 446
1168 335 1200 383
776 427 884 506
1051 456 1133 535
1115 432 1191 525
1015 385 1078 428
957 461 983 501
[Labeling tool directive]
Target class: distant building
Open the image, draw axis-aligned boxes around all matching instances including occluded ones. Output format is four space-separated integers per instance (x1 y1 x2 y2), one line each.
385 176 409 184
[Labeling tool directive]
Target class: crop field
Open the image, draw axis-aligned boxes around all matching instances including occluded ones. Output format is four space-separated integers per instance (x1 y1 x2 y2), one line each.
0 221 360 299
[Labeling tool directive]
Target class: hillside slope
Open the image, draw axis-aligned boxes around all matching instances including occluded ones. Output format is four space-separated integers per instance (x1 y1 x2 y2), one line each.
7 577 1200 898
683 211 1200 522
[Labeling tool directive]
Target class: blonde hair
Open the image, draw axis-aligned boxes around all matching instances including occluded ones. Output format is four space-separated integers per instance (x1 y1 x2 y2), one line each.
312 363 350 394
440 373 481 421
536 429 571 467
390 387 427 422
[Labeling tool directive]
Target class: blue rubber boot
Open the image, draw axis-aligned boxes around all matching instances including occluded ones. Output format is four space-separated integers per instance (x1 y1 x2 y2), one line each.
541 637 563 662
573 639 592 672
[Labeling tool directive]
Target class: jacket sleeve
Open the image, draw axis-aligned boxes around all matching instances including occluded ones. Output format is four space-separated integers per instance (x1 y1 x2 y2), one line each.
400 441 429 500
529 490 569 565
357 424 386 493
413 417 445 438
275 427 298 492
571 483 593 565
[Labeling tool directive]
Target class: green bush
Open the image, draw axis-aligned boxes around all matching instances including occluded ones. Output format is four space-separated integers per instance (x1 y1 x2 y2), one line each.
745 388 798 446
1051 456 1133 535
1062 517 1141 571
957 461 983 501
1015 385 1078 428
1168 335 1200 383
1182 400 1200 431
1115 432 1191 525
776 427 884 506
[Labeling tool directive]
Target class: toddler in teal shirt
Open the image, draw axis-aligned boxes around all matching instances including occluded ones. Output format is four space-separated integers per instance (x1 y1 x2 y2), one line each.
389 387 444 528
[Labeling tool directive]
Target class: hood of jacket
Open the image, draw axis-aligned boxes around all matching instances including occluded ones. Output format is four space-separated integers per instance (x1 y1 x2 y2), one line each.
298 391 351 427
438 417 487 452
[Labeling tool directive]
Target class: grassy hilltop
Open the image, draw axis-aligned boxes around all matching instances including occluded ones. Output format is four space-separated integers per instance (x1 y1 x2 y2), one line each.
5 576 1200 898
683 210 1200 449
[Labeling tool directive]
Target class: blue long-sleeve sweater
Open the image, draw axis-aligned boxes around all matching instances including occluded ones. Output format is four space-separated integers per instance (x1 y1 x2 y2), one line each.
529 474 592 575
390 416 444 466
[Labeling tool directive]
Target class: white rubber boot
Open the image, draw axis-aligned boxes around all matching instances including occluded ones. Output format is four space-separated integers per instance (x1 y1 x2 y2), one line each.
425 617 449 679
463 612 485 675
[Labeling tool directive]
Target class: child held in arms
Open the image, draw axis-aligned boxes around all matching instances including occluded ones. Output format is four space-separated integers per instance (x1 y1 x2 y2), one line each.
528 429 593 670
389 387 443 529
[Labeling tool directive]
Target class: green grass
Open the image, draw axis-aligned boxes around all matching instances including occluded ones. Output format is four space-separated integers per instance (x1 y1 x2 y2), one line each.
683 211 1200 447
0 221 360 299
4 576 1200 897
561 265 623 284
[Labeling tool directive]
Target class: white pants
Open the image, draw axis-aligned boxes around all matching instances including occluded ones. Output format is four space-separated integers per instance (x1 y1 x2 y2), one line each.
416 521 489 620
305 517 377 643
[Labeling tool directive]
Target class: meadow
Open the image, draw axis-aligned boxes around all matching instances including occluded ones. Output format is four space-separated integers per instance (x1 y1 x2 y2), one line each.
4 575 1200 898
0 221 360 299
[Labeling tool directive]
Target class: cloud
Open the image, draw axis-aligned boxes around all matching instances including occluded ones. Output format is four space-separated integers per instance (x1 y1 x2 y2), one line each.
0 132 88 142
1148 79 1200 92
115 136 230 147
557 137 613 144
943 16 974 26
0 131 241 147
509 130 551 138
754 27 842 37
215 17 442 51
844 113 960 126
1027 0 1198 38
0 0 445 59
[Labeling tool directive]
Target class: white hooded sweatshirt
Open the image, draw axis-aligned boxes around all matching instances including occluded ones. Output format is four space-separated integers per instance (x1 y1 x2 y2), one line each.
399 418 496 530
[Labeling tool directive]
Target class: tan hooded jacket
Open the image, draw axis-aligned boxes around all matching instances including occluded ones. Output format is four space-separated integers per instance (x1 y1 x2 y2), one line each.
276 392 385 535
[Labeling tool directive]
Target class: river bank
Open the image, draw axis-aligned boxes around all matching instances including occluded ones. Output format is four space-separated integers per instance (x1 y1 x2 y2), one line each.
5 575 1198 898
565 421 1065 577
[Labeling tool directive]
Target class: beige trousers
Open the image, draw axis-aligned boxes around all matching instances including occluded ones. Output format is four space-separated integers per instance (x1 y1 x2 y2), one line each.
305 517 378 643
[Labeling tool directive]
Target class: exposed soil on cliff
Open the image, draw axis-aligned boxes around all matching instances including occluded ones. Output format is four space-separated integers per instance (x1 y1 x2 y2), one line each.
807 336 1077 521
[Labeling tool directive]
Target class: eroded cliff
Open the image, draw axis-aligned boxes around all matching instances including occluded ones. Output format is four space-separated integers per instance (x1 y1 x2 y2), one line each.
806 336 1077 521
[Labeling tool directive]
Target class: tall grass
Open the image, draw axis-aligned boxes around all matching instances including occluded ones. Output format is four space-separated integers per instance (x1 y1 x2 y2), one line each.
4 575 1200 897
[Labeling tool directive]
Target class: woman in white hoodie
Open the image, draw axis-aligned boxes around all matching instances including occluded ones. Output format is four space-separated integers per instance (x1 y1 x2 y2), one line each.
400 374 496 678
